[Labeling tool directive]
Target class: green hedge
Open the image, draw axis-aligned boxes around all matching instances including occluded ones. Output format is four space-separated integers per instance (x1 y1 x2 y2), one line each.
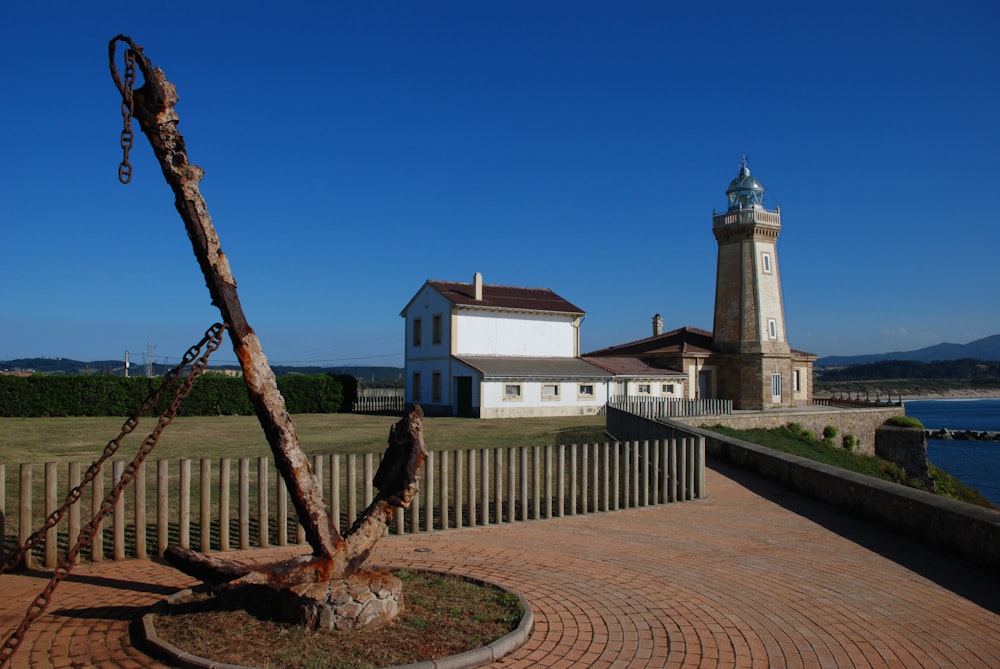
0 373 347 417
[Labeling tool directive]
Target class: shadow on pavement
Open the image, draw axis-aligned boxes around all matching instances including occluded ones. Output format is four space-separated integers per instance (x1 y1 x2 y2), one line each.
708 458 1000 615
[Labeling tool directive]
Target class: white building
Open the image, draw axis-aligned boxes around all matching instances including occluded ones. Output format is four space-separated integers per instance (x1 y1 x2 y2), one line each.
400 273 613 418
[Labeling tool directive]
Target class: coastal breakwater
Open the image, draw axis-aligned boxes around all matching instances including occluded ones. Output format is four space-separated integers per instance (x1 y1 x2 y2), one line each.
925 428 1000 442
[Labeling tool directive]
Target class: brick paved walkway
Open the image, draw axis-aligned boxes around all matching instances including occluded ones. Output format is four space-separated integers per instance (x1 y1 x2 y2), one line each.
2 461 998 668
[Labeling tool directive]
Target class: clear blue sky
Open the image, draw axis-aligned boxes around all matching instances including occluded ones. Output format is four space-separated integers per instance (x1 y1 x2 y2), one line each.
3 1 998 369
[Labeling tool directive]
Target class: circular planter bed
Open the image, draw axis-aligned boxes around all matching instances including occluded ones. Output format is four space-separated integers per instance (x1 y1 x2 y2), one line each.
141 568 532 669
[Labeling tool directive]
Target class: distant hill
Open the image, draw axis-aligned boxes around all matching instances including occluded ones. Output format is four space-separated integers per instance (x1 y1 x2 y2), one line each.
1 358 403 382
816 334 1000 366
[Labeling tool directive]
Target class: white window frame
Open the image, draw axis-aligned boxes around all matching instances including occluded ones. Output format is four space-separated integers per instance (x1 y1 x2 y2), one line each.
541 383 560 401
637 383 652 395
771 373 782 403
662 383 675 394
761 252 772 274
767 319 778 339
578 383 595 399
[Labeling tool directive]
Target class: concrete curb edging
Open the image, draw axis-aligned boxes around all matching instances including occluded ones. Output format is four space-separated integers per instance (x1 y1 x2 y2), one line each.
140 570 534 669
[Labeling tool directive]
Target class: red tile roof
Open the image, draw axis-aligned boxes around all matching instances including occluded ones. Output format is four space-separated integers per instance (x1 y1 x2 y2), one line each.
581 356 686 377
584 326 714 357
427 280 584 314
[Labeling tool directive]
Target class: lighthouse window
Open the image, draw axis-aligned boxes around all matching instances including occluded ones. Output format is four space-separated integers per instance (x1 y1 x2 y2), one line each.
768 319 778 339
761 252 772 274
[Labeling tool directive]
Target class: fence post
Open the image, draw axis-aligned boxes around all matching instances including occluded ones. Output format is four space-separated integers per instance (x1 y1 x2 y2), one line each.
520 446 529 522
179 458 191 550
632 441 641 507
112 461 125 561
239 457 250 550
507 447 516 523
481 447 490 526
91 463 103 562
363 453 374 510
134 461 146 559
611 443 620 511
569 444 578 516
440 450 450 530
68 462 82 553
494 447 503 524
219 458 230 552
651 439 660 505
532 445 541 520
347 453 358 531
19 464 32 568
455 449 465 529
696 436 706 499
556 444 565 517
200 459 211 553
157 460 168 557
468 449 476 528
424 451 435 532
544 445 553 519
45 462 59 567
329 454 341 536
277 470 288 547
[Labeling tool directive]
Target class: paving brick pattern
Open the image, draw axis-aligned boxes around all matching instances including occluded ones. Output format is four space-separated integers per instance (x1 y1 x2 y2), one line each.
2 461 998 668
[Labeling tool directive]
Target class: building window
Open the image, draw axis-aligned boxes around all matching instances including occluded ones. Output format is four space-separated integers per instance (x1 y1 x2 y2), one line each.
541 383 560 401
432 371 442 403
761 252 772 274
767 319 777 339
432 314 442 344
412 318 422 347
637 383 651 394
578 384 595 398
412 372 422 402
793 369 801 393
504 384 522 401
662 384 675 394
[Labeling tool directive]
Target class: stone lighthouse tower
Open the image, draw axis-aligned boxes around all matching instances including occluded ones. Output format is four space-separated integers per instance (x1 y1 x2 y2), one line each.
711 158 796 409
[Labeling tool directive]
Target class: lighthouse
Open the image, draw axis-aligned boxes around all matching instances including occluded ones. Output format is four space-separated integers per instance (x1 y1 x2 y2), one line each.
711 158 796 408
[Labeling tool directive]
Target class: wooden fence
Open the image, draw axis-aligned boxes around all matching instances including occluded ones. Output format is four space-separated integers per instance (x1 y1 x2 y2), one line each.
1 436 704 568
608 396 733 418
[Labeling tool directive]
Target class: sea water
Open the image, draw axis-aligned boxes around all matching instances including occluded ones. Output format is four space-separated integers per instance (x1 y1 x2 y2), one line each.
903 398 1000 505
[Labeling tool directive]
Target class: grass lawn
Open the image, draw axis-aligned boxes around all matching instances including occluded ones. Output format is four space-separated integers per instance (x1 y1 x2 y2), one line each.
0 413 608 465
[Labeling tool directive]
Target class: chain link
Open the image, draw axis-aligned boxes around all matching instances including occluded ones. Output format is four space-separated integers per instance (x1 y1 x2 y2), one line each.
118 48 135 183
0 323 226 668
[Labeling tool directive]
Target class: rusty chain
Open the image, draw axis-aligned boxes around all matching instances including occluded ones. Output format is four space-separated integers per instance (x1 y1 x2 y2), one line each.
118 47 135 183
0 322 226 575
0 323 226 668
109 36 140 184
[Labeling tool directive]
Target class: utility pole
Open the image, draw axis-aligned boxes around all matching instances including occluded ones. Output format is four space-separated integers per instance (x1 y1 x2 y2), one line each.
144 342 155 377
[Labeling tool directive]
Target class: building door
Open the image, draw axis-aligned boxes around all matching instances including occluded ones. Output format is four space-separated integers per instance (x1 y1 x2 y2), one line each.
771 373 782 404
698 369 712 399
456 376 473 417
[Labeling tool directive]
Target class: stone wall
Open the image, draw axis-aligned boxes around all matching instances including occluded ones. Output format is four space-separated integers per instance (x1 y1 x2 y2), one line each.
670 405 903 456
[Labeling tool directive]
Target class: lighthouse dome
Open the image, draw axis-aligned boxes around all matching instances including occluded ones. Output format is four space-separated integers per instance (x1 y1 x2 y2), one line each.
726 158 765 211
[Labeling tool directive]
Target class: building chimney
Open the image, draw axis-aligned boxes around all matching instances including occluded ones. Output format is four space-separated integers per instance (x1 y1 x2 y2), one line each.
474 272 483 301
652 313 663 337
